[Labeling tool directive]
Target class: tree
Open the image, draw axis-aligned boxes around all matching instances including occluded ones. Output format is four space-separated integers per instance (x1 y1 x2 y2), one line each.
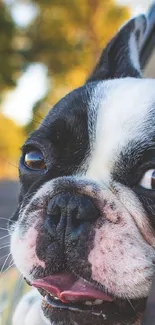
23 0 130 132
0 113 24 178
26 0 129 89
0 2 20 94
1 0 130 115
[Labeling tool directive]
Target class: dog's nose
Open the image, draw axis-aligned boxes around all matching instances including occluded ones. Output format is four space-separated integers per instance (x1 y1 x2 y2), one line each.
45 193 99 238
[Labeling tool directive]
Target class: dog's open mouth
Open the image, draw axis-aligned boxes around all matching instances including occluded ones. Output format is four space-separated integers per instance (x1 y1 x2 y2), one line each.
32 273 113 303
31 273 146 317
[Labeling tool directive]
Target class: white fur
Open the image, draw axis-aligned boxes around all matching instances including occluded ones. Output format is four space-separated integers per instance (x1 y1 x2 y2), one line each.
87 78 155 182
88 189 155 298
12 289 44 325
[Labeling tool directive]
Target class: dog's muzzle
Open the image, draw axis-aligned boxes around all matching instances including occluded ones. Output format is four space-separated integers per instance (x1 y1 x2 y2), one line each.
44 193 99 240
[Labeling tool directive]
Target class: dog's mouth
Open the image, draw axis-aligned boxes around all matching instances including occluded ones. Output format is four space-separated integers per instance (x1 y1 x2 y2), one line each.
32 273 113 303
31 273 146 317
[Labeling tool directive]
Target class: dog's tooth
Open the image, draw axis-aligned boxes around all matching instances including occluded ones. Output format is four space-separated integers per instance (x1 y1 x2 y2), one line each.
84 301 93 306
52 295 59 300
49 294 54 299
54 297 59 300
93 299 103 305
48 293 59 300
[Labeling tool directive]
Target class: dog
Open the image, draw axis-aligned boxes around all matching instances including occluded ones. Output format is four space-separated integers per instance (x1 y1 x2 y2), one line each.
10 14 155 325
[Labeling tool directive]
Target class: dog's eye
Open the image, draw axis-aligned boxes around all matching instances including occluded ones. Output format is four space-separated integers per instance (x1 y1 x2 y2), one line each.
24 150 46 170
139 169 155 190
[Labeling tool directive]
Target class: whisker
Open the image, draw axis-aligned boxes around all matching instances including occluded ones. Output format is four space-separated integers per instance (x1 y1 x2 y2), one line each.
127 298 136 312
0 218 13 226
34 111 44 121
0 234 10 241
15 274 24 295
0 244 10 250
1 261 15 277
135 256 155 267
0 253 11 261
0 158 18 170
0 253 11 274
0 227 8 231
33 111 52 130
8 256 14 268
0 217 9 221
0 242 10 248
30 117 52 132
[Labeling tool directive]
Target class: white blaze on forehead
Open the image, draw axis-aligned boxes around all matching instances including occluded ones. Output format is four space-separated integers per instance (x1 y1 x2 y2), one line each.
87 78 155 182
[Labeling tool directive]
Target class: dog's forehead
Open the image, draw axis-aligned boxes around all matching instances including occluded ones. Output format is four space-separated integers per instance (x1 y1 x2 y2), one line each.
43 77 155 127
32 77 155 183
87 78 155 181
89 78 155 137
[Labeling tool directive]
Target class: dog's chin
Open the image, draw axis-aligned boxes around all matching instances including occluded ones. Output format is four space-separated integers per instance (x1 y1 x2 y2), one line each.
41 295 145 325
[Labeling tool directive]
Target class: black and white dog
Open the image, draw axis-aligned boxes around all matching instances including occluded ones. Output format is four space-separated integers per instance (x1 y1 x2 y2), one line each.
10 15 155 325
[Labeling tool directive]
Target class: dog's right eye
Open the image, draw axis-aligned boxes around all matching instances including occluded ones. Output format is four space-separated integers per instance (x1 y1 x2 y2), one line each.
24 150 46 170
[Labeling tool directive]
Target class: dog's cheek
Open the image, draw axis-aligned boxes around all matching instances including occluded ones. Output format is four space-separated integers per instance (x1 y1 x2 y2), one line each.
88 220 154 298
11 222 45 279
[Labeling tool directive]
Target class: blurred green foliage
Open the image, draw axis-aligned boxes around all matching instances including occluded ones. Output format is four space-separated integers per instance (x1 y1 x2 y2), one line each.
0 3 18 92
24 0 130 126
0 268 29 325
0 113 24 179
25 0 130 132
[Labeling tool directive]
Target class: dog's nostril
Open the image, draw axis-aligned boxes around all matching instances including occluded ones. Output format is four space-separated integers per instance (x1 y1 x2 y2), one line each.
47 204 61 227
51 205 61 227
71 207 81 229
70 197 99 227
44 203 62 237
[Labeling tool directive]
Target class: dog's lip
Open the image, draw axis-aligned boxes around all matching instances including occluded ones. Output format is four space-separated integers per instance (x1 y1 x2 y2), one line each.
31 273 113 303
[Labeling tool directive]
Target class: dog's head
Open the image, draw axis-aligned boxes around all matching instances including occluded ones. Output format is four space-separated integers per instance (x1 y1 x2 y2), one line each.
10 15 155 325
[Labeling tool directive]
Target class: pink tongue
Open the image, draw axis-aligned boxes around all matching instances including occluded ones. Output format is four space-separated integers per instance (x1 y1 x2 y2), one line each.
32 273 113 304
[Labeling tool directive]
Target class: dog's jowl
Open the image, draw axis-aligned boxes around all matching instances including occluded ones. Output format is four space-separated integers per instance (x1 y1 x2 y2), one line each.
10 15 155 325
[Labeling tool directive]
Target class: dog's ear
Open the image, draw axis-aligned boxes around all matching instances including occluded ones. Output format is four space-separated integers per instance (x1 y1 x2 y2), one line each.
87 15 147 82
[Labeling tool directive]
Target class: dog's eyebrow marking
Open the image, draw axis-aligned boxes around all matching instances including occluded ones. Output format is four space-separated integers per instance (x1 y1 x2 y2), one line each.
112 145 155 187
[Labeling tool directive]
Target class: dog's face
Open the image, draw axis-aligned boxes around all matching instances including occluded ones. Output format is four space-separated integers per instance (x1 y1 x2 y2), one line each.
10 15 155 325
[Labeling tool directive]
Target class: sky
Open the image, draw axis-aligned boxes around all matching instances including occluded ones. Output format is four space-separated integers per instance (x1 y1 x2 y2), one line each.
2 0 154 125
3 64 48 125
118 0 152 14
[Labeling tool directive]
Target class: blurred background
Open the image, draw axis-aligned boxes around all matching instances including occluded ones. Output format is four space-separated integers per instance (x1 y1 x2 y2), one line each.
0 0 155 324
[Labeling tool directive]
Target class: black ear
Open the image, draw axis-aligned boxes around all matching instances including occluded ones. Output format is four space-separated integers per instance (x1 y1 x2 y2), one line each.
87 15 147 82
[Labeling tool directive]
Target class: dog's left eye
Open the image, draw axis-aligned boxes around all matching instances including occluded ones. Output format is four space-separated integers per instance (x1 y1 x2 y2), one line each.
139 169 155 190
24 150 46 170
